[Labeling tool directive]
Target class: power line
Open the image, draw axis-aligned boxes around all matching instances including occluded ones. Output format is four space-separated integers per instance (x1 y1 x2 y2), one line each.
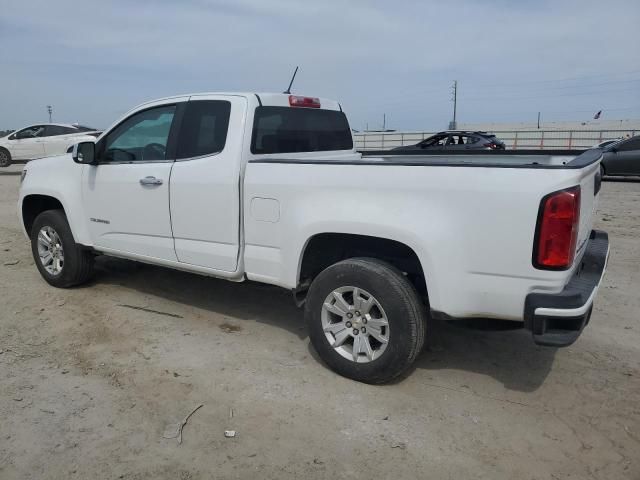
459 85 640 103
356 70 640 109
469 69 640 89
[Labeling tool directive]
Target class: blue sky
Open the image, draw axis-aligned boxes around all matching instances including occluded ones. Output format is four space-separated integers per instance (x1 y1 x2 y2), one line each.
1 0 639 131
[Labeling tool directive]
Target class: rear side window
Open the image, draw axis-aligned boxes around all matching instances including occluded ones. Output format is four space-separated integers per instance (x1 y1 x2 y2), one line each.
617 136 640 152
251 106 353 154
177 100 231 159
45 125 77 136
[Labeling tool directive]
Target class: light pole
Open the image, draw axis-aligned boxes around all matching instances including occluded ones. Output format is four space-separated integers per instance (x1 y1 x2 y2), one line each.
449 81 458 130
46 105 53 123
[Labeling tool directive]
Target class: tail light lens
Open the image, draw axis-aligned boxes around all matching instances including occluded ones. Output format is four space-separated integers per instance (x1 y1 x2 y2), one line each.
289 95 321 108
484 143 498 149
533 186 581 270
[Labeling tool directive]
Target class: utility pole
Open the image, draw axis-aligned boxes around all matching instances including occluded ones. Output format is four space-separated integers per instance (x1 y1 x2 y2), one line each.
449 81 457 129
537 111 541 129
46 105 53 123
383 113 386 131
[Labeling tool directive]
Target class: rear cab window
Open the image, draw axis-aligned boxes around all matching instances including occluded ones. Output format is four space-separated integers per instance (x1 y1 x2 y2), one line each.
251 106 353 154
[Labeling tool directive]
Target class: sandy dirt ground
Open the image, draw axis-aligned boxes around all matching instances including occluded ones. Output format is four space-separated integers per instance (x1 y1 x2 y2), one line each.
0 164 639 479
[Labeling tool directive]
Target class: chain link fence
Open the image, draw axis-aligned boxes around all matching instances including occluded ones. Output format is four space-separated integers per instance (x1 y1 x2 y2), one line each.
354 129 638 151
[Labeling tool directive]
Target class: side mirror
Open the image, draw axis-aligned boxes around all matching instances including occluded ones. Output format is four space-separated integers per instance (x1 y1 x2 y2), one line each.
8 134 16 140
72 141 97 164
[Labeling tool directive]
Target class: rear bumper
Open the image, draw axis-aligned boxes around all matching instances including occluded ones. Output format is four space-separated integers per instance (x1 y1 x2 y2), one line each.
524 230 609 347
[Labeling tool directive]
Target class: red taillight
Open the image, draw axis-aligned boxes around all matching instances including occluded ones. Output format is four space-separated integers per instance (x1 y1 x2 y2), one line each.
289 95 321 108
484 142 498 149
534 186 581 270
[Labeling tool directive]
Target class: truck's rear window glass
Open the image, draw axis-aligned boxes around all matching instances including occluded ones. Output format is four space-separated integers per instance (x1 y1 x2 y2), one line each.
251 106 353 154
177 100 231 159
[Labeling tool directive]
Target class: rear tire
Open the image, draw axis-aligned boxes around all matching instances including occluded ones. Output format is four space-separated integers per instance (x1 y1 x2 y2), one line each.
30 210 94 288
0 148 11 168
305 257 427 384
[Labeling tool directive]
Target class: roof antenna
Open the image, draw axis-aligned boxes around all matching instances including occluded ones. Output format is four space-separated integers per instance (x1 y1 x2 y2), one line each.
283 66 299 94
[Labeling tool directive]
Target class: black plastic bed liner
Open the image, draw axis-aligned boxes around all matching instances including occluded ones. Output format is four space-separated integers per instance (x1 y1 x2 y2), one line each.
250 149 602 170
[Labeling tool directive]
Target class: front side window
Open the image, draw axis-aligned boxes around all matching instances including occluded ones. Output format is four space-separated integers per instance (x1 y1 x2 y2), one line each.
102 105 176 162
15 126 45 139
422 135 447 147
177 100 231 159
446 135 466 145
251 106 353 154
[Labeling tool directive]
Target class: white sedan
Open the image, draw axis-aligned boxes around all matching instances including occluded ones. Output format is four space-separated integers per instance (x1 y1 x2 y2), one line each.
0 123 101 167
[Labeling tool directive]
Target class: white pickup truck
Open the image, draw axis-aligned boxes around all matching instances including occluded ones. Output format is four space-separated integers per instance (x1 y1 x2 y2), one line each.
18 92 609 383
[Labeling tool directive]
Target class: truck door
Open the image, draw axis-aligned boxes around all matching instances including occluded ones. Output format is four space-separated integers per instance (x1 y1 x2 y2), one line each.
169 95 246 272
82 102 183 261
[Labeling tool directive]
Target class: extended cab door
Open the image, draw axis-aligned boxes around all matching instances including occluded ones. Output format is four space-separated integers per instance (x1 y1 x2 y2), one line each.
169 95 247 272
82 101 184 260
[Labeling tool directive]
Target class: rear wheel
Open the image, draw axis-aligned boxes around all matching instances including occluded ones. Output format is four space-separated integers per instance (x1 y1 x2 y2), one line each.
305 258 426 384
30 210 94 288
0 148 11 168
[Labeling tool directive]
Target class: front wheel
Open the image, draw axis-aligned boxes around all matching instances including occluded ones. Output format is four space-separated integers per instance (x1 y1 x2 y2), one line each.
305 258 427 384
30 210 94 288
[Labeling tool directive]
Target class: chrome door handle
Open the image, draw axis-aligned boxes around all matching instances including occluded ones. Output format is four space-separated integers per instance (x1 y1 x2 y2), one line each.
140 176 163 186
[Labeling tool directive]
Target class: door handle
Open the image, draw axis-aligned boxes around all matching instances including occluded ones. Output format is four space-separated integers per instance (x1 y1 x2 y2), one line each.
139 176 163 186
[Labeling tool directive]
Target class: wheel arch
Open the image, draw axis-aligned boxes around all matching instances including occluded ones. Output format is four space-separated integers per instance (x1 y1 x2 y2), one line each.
296 232 429 302
21 194 66 237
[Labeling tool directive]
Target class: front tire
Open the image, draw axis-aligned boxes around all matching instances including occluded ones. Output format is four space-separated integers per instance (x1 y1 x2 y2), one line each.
305 258 427 384
30 210 94 288
0 148 11 168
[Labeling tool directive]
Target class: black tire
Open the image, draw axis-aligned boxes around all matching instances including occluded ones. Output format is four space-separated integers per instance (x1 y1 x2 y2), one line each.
0 148 11 168
305 257 427 384
30 210 94 288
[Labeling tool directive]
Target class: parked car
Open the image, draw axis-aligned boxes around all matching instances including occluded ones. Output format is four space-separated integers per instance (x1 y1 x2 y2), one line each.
393 131 506 151
0 123 101 167
18 92 608 383
600 135 640 177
